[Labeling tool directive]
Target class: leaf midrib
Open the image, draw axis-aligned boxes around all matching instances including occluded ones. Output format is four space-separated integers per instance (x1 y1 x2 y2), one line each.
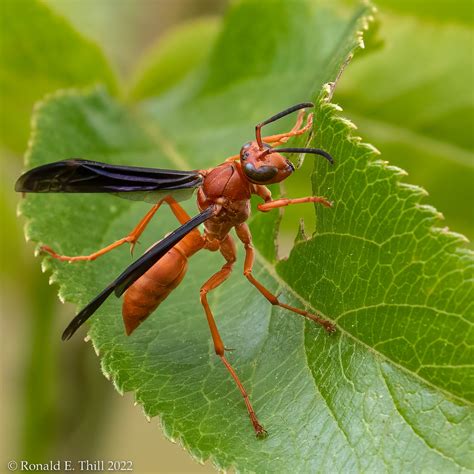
137 105 472 408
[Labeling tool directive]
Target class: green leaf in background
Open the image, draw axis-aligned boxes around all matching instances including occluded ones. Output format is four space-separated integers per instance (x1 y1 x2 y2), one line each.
334 12 474 243
17 0 473 471
129 17 221 101
0 0 117 154
364 0 474 25
0 0 117 463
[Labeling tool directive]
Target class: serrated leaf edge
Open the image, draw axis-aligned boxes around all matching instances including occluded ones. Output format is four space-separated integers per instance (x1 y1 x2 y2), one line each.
281 84 474 406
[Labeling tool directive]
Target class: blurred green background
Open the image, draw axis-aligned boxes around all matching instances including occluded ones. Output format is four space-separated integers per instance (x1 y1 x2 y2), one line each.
1 1 472 473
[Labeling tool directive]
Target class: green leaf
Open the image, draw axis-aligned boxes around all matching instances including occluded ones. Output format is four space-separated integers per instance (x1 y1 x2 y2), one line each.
0 0 117 153
19 0 473 471
369 0 473 25
341 0 474 25
128 17 221 101
334 13 474 243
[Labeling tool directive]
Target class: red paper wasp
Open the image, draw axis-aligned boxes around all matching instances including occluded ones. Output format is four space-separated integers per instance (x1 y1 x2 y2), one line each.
16 102 335 437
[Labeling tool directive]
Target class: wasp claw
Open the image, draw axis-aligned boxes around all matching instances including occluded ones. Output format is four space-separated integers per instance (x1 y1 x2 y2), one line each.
323 321 337 333
255 425 268 439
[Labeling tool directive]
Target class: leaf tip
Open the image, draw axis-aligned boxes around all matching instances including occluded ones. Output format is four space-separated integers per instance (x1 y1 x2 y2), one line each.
41 259 51 275
355 2 377 50
94 342 103 358
398 182 429 197
360 142 381 155
338 116 358 130
102 368 110 381
112 378 124 396
432 226 470 244
416 203 444 220
386 165 409 177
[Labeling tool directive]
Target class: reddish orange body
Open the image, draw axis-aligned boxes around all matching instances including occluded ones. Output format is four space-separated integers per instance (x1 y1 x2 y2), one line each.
123 160 254 334
123 232 204 335
122 155 291 335
35 103 336 437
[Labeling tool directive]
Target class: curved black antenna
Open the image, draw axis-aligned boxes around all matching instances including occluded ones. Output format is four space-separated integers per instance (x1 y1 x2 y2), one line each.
273 147 334 165
255 102 314 149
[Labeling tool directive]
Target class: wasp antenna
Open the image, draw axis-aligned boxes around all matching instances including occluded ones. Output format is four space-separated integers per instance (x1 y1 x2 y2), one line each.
255 102 314 149
275 147 334 165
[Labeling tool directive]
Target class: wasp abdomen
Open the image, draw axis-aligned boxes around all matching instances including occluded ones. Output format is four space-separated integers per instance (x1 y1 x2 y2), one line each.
122 248 188 335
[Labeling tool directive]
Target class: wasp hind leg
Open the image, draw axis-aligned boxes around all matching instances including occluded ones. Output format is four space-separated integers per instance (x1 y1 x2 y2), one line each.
235 223 336 333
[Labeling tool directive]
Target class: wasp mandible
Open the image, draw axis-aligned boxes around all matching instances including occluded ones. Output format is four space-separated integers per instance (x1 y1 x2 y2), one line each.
16 102 336 437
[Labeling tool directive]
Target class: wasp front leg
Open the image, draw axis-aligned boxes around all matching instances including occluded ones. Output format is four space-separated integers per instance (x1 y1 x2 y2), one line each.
253 185 333 212
262 110 313 146
258 196 333 212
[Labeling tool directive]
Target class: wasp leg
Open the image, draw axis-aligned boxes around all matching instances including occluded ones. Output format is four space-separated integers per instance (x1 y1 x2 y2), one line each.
41 203 164 262
41 196 195 262
223 111 314 164
235 223 335 333
257 195 333 212
162 196 202 231
224 153 240 163
262 110 313 146
199 234 266 437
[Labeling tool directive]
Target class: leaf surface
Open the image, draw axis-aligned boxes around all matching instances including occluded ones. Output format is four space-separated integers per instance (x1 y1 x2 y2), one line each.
19 0 473 471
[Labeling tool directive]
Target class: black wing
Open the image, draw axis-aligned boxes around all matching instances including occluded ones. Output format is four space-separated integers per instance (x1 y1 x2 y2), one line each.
61 206 215 341
15 159 202 194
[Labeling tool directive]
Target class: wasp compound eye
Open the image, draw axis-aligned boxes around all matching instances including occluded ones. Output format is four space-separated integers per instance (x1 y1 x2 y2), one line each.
243 163 278 182
240 142 252 160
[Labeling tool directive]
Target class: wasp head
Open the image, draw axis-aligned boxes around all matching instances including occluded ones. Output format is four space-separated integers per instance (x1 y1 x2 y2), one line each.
239 141 294 185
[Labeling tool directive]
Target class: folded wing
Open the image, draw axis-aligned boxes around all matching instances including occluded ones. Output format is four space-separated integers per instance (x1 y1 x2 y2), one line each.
15 159 203 196
61 205 215 341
